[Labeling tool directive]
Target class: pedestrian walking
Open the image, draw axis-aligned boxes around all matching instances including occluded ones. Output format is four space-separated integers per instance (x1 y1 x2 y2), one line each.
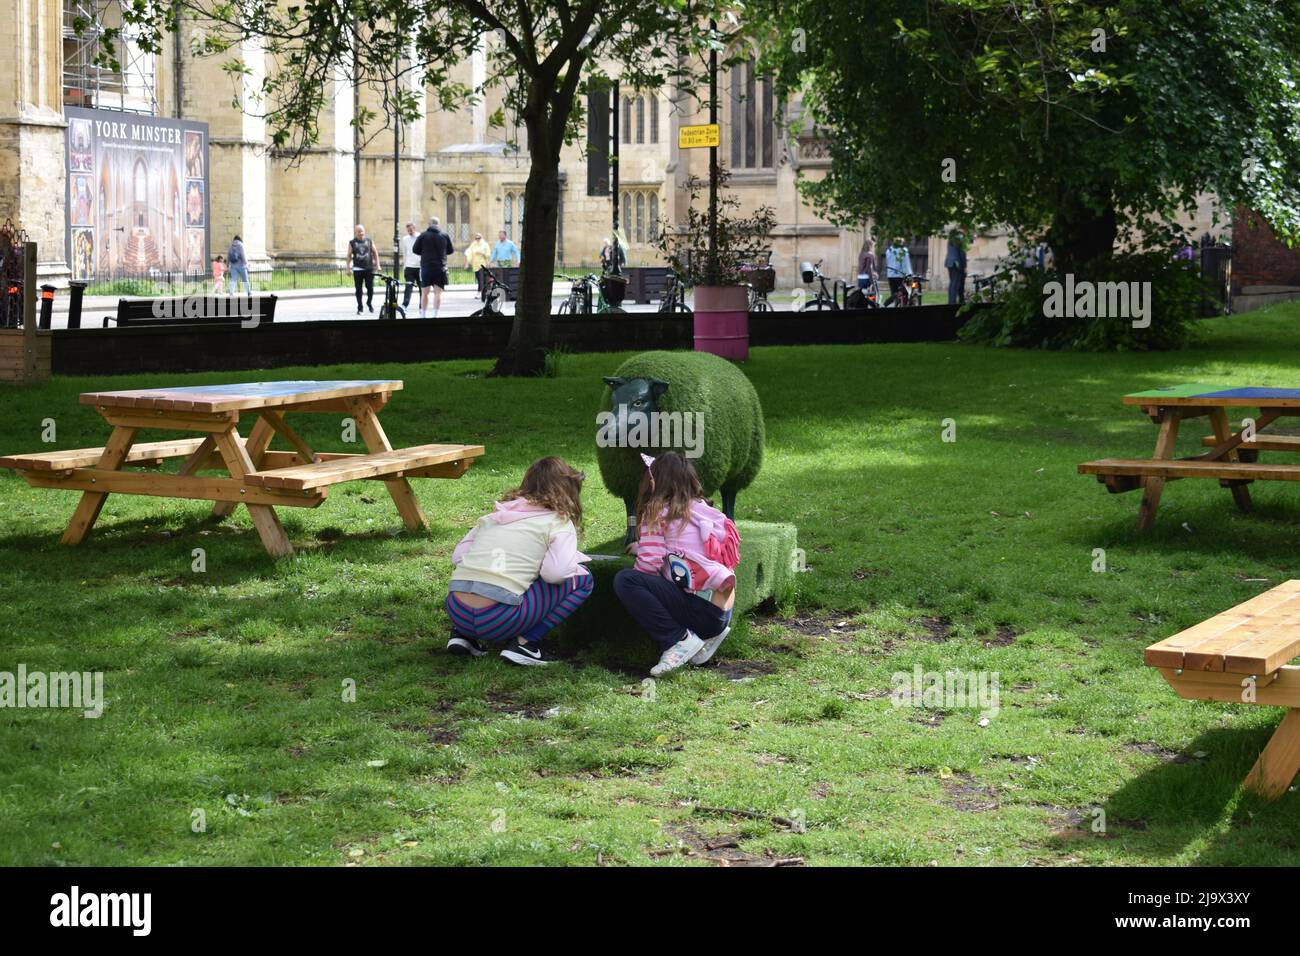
945 231 967 305
212 255 226 294
400 222 421 309
227 235 251 295
466 232 492 296
413 216 454 318
346 224 377 314
490 229 520 267
884 237 912 306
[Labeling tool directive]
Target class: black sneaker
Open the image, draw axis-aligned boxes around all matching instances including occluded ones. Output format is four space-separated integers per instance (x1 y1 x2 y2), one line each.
447 634 487 657
499 641 552 667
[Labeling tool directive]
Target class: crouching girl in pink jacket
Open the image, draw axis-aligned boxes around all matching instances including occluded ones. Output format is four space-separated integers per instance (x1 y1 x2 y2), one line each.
446 457 593 666
614 452 741 676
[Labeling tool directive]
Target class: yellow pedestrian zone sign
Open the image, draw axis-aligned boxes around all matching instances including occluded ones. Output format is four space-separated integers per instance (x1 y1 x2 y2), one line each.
678 124 721 149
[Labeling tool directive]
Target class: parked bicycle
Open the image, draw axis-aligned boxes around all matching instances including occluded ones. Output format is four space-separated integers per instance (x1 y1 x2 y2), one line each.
469 269 510 317
740 259 775 312
555 273 596 315
845 273 882 310
657 271 693 315
969 269 1015 303
885 273 925 308
374 273 406 320
799 259 844 311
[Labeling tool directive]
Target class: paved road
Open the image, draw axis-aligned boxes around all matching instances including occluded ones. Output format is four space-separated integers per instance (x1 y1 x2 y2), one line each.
44 283 682 330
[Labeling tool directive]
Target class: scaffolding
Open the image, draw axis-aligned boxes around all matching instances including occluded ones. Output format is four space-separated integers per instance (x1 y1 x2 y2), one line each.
62 0 158 114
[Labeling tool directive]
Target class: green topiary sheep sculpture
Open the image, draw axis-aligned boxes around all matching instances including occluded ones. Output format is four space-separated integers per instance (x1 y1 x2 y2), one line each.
596 350 765 540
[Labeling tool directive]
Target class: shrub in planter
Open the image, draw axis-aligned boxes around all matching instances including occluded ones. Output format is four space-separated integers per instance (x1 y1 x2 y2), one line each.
652 167 776 288
959 251 1209 351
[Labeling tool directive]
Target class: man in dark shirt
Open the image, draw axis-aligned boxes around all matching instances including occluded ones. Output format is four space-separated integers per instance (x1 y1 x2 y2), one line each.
413 216 455 318
945 231 968 305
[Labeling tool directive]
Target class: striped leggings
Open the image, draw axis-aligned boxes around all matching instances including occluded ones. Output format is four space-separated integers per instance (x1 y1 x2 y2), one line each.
445 574 594 645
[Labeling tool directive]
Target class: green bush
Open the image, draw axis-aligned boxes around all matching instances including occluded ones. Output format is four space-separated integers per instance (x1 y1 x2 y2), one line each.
959 252 1208 351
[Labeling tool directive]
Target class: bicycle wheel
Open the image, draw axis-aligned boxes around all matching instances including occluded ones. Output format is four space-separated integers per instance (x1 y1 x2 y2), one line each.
557 298 572 315
753 298 774 312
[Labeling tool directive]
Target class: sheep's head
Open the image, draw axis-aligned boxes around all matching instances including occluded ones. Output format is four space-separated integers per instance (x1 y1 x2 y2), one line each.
602 376 668 429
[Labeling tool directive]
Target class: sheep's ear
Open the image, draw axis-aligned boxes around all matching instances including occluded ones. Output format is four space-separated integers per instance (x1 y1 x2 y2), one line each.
649 379 670 397
602 376 625 388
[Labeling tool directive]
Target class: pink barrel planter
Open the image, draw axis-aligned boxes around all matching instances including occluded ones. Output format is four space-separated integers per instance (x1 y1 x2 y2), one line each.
692 285 749 361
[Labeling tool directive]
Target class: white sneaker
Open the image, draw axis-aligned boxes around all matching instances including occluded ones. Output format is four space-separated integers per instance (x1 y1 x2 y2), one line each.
650 632 705 676
689 626 730 665
419 309 426 318
430 310 439 319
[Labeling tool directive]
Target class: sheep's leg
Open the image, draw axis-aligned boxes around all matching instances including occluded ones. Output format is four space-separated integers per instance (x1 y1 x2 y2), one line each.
722 487 737 520
623 495 637 545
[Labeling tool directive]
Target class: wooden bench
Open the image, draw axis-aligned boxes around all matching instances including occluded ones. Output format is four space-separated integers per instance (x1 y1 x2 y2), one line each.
1145 580 1300 799
0 438 209 472
245 444 481 490
103 294 278 328
1079 457 1300 488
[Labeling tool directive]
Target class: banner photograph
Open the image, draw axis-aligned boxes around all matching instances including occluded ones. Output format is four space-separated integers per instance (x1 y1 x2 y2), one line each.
64 107 211 282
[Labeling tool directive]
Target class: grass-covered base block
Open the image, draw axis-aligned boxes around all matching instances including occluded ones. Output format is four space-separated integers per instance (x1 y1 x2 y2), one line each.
554 520 798 668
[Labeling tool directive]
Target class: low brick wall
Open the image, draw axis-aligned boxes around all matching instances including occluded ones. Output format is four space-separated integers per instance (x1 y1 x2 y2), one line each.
49 304 981 376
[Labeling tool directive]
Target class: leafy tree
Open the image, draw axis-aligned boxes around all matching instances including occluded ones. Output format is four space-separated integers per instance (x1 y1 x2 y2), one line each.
114 0 718 374
748 0 1300 271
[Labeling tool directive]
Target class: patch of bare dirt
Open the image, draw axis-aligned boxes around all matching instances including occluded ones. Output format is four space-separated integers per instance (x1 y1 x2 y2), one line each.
911 711 948 727
1125 742 1193 764
483 691 558 720
915 616 954 643
985 624 1019 647
651 822 806 867
709 659 777 681
764 612 856 637
940 774 1000 813
852 567 890 580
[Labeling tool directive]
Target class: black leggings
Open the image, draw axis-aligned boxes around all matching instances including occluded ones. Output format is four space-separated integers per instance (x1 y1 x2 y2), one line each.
353 270 374 310
613 568 731 650
402 267 420 307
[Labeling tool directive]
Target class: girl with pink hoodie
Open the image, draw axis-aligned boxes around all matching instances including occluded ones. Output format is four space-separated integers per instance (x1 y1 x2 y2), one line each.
446 457 593 666
614 452 741 676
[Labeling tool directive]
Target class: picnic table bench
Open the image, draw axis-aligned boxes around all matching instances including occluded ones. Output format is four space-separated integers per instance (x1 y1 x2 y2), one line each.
0 379 483 558
1145 581 1300 799
1079 384 1300 529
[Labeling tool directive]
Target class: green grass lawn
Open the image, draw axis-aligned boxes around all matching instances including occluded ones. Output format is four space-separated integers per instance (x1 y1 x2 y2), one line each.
6 307 1300 866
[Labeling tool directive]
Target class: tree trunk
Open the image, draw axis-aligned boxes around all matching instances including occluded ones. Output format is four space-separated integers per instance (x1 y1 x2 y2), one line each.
1047 200 1118 274
492 106 564 376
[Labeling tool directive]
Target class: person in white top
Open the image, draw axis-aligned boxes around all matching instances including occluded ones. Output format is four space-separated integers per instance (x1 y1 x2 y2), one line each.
399 222 420 310
445 457 594 666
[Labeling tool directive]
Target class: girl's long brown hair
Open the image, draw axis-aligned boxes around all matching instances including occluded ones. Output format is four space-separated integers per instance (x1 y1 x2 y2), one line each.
501 456 585 529
635 452 705 533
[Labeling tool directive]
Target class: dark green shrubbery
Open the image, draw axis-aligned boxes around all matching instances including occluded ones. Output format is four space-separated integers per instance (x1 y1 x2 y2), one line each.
959 252 1210 351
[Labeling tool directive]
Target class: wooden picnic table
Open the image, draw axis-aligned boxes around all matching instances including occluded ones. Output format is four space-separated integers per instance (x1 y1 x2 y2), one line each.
1146 580 1300 799
1079 384 1300 530
0 379 484 557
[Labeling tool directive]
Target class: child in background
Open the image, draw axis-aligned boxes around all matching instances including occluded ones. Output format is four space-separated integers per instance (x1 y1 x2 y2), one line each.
614 452 740 676
446 457 594 666
212 255 226 294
